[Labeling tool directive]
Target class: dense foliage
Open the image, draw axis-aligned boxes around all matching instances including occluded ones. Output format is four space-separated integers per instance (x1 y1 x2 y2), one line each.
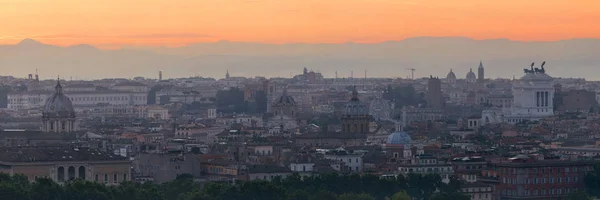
584 164 600 199
0 173 469 200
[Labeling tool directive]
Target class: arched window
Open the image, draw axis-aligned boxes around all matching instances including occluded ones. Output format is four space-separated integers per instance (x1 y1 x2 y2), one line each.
78 166 86 180
113 173 118 184
123 173 127 182
68 166 75 180
95 174 99 182
57 167 65 182
104 174 108 184
61 122 66 130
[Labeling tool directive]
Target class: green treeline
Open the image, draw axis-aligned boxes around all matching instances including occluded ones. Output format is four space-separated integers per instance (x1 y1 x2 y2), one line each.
0 173 469 200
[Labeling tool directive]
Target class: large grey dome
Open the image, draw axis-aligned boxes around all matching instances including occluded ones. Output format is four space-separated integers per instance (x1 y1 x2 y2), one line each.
343 87 368 116
386 131 412 145
43 80 75 118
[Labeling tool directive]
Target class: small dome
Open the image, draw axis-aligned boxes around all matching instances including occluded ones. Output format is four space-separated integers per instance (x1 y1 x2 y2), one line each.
343 87 368 116
43 80 75 118
466 68 476 83
386 131 412 145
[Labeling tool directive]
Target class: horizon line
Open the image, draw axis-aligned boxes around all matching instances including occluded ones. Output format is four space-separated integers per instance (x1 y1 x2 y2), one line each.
2 36 600 50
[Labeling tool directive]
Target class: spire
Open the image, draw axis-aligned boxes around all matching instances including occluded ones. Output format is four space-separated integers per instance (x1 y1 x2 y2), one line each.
226 70 230 79
55 76 63 94
479 60 483 68
470 68 473 72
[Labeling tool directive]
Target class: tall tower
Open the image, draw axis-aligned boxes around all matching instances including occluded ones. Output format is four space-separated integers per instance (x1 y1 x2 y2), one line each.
226 70 230 79
477 61 485 84
158 71 163 81
426 76 443 109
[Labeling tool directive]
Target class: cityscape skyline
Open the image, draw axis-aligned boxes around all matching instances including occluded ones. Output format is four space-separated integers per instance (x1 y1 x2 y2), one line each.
1 37 599 80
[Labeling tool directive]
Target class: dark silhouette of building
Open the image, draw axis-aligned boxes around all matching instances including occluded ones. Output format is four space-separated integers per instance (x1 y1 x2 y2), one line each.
555 89 599 113
478 61 485 84
426 76 443 109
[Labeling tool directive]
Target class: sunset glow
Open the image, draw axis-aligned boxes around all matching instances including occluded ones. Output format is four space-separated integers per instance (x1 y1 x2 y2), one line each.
1 0 599 48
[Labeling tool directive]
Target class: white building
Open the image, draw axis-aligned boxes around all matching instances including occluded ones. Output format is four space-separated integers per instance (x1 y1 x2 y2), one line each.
147 106 169 120
8 90 147 110
482 64 554 124
111 82 149 93
323 151 363 173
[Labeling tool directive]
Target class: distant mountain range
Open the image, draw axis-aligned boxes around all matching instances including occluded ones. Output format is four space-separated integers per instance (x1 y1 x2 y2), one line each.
0 37 599 80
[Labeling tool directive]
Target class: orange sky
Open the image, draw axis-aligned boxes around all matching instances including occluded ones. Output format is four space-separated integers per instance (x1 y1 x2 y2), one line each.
1 0 599 49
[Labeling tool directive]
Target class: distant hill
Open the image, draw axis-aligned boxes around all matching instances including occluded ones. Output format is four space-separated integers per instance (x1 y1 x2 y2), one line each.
0 37 599 80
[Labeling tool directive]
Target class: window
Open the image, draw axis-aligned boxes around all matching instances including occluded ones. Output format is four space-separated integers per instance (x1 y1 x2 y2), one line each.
123 173 127 182
113 173 118 183
104 174 108 184
95 174 99 182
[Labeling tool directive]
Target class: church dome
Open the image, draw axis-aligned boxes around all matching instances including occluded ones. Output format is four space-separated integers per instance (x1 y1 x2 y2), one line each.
386 131 412 145
343 87 368 116
446 69 456 82
43 79 75 119
466 68 476 83
276 89 296 106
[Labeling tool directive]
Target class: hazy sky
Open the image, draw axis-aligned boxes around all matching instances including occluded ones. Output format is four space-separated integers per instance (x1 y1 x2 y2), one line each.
1 0 599 49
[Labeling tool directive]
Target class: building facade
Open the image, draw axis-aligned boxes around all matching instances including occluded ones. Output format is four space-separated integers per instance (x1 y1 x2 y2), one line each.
494 158 595 200
0 147 131 185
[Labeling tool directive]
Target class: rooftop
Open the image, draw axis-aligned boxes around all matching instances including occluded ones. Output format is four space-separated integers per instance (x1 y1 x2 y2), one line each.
0 147 127 163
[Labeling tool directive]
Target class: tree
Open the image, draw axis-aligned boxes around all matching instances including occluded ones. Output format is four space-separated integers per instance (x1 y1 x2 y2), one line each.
388 191 411 200
566 191 592 200
337 193 376 200
585 164 600 197
0 172 466 200
430 192 470 200
310 190 338 200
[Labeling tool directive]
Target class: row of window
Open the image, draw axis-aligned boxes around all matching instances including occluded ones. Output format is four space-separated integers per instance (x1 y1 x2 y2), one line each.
94 173 128 184
467 193 489 200
502 176 579 184
400 167 452 173
502 188 577 196
71 96 146 102
502 167 579 174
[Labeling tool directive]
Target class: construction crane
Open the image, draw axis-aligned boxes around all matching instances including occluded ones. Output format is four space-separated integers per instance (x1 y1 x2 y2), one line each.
405 68 416 79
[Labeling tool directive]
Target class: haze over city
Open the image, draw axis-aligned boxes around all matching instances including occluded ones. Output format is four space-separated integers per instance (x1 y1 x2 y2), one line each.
5 1 600 200
1 0 600 80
